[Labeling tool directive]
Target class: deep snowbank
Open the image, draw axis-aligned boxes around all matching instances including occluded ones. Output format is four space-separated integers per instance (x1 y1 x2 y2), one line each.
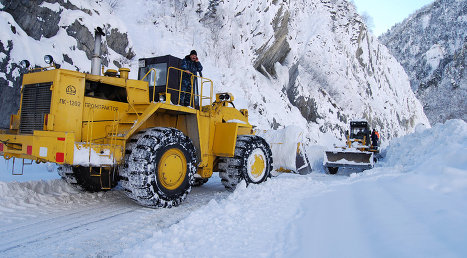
380 119 467 192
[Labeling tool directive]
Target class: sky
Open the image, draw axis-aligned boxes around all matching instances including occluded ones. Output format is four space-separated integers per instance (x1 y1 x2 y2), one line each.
352 0 435 36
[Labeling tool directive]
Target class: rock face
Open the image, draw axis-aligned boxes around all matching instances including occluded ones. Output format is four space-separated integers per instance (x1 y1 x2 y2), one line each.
379 0 467 124
253 6 291 78
0 0 429 143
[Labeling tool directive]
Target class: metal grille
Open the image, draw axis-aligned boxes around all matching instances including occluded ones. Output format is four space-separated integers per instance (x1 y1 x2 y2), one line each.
19 82 53 134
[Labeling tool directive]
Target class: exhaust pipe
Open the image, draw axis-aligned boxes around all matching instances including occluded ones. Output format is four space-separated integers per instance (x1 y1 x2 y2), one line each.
91 27 105 75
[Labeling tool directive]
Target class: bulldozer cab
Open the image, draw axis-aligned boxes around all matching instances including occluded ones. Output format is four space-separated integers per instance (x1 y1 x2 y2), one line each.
138 55 188 105
350 121 370 145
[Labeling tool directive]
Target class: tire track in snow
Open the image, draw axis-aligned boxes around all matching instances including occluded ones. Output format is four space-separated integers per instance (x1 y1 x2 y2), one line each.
0 177 229 257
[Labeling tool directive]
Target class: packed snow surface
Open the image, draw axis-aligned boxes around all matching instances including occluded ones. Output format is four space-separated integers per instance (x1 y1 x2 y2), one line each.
0 120 466 257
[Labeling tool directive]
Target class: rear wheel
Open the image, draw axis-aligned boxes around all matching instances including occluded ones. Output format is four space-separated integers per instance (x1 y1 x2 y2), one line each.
327 167 338 175
219 135 273 191
58 165 117 192
119 128 197 208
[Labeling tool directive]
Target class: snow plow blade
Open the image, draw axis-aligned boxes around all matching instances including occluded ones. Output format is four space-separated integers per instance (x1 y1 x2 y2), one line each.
323 150 374 169
256 126 312 175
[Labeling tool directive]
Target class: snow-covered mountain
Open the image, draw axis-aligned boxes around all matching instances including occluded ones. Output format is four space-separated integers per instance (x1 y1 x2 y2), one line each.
379 0 466 125
0 0 429 142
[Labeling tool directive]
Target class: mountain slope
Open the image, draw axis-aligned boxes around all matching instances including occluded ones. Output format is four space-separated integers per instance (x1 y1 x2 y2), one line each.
379 0 467 124
0 0 429 142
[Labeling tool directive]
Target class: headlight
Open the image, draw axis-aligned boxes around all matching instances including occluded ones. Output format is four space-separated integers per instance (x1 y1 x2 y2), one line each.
44 55 54 65
220 94 230 101
19 60 30 69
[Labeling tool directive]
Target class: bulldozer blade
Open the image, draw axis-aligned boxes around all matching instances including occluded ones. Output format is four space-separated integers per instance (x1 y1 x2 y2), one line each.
296 147 312 175
256 126 313 175
324 150 374 169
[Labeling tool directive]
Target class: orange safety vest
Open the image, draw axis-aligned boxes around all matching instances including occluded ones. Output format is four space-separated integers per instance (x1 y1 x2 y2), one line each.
375 131 380 139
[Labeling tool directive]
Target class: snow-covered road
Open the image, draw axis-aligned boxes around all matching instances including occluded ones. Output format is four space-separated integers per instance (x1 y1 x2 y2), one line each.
0 120 466 257
0 177 229 257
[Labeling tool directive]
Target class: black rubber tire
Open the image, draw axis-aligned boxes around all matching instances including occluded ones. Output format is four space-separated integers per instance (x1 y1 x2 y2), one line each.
218 135 273 191
327 167 339 175
119 127 197 208
192 177 209 187
58 165 117 192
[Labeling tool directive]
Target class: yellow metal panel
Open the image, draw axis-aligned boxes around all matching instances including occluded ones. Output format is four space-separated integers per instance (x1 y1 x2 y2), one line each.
196 114 213 167
52 70 85 138
33 131 75 164
0 134 33 159
213 123 238 157
46 114 54 131
22 69 58 85
238 126 252 136
85 74 126 87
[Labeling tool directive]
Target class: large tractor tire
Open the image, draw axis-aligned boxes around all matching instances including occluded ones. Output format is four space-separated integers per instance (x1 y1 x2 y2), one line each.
119 127 197 208
219 135 273 191
58 165 118 192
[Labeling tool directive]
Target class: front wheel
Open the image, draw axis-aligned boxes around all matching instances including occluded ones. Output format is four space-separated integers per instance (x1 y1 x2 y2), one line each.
219 135 273 190
119 128 197 208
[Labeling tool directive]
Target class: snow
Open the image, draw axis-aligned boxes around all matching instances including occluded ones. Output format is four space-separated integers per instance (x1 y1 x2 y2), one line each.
422 13 431 29
39 2 61 13
0 0 463 256
425 44 445 70
257 126 304 171
225 119 247 124
72 143 115 166
0 120 465 257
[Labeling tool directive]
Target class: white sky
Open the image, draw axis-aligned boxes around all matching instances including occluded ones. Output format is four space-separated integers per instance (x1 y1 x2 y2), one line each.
352 0 435 36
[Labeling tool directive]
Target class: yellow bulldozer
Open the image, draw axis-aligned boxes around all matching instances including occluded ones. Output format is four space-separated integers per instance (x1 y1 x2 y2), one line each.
323 120 380 174
0 28 274 208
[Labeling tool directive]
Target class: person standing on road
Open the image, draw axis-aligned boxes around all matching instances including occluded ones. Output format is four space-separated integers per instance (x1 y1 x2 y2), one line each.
371 129 379 149
180 50 203 107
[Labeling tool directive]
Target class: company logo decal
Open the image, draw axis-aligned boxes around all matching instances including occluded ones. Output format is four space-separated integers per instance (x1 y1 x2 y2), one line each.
66 85 76 95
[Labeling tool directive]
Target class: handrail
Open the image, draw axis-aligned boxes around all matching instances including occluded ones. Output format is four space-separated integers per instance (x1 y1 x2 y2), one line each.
141 68 158 102
166 67 213 109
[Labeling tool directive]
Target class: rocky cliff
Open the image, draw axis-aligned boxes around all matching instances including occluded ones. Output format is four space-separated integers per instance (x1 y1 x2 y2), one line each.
0 0 429 143
379 0 466 124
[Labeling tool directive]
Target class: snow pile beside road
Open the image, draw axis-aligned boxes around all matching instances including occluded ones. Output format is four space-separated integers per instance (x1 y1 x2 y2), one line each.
0 180 79 214
381 119 467 192
0 158 105 217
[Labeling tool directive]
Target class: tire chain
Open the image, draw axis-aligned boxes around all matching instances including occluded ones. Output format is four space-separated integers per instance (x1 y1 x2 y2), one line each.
218 135 273 191
119 127 196 208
